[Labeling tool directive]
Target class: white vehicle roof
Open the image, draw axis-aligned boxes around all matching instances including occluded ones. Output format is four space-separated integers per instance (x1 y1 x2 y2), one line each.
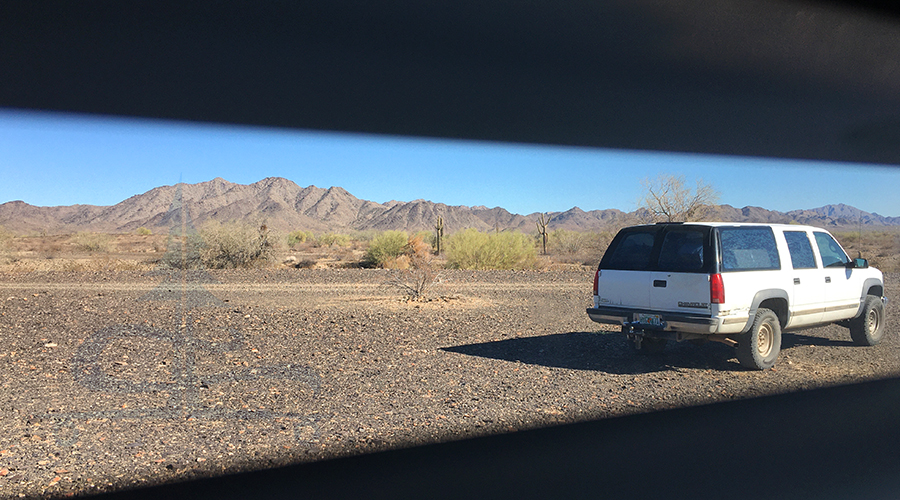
633 222 832 232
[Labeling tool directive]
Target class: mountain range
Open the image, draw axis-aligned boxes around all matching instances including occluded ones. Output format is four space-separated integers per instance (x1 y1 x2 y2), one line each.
1 177 898 235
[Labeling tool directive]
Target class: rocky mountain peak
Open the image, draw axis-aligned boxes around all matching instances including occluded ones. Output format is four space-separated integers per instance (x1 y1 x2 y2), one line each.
1 177 897 234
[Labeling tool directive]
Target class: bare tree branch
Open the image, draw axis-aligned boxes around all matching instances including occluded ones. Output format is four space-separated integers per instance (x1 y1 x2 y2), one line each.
638 174 719 222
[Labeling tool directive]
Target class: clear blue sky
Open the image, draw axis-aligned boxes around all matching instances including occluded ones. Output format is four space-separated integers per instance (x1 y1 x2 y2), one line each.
2 109 899 217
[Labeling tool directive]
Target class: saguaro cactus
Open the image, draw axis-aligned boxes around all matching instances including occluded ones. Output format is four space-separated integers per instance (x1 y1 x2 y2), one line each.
536 213 552 255
434 216 444 255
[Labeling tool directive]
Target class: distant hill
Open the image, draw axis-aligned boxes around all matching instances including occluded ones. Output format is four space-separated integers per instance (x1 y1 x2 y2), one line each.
1 177 898 234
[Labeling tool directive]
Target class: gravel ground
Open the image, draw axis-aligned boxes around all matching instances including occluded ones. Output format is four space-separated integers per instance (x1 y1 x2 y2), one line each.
0 269 898 498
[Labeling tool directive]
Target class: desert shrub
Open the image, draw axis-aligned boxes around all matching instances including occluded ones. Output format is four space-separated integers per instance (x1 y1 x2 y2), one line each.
158 232 206 269
286 230 314 248
382 254 411 270
349 230 378 242
316 232 352 248
380 234 433 269
407 234 432 257
199 221 273 269
385 234 444 299
409 230 434 248
547 229 615 265
445 229 537 270
72 232 113 253
136 227 153 236
835 231 858 244
547 229 585 255
364 230 409 267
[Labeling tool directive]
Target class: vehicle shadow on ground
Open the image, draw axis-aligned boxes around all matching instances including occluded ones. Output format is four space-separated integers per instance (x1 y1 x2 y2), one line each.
441 331 743 375
781 332 855 348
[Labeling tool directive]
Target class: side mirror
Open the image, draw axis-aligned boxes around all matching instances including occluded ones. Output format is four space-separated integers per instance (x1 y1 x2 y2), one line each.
851 258 868 269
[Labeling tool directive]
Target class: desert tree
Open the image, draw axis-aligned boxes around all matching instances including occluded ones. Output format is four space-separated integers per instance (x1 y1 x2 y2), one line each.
638 174 720 222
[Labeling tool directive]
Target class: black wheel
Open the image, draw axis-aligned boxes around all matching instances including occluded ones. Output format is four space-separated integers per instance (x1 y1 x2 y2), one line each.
849 295 885 346
736 308 781 370
636 336 667 354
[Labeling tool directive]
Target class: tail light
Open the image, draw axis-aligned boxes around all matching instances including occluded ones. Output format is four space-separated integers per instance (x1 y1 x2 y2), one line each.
710 273 724 304
593 270 600 296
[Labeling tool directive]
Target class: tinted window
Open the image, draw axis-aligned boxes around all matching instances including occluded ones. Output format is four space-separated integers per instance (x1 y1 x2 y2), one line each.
657 229 705 272
814 232 850 268
602 230 656 270
784 231 817 269
719 227 780 271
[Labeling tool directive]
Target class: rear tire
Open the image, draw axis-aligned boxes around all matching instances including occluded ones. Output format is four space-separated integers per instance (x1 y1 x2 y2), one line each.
849 295 885 346
736 308 781 370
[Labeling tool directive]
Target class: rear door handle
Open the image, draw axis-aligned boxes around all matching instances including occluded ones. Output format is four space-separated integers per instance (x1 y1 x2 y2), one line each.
793 278 801 285
825 276 831 283
653 280 667 288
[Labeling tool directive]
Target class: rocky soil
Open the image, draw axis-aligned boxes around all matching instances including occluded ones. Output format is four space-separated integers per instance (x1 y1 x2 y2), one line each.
0 269 898 498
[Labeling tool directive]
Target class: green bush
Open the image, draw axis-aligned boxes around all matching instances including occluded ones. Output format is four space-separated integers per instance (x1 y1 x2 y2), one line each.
445 229 537 270
316 232 352 248
350 230 378 242
136 227 153 236
364 230 409 267
200 221 272 269
287 230 314 247
72 232 113 253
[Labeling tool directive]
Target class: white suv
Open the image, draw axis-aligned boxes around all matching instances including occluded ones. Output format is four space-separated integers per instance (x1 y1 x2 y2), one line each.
586 222 887 370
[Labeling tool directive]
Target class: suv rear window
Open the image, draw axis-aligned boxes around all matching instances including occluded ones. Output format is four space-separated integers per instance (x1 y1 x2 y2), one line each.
601 225 710 272
602 229 657 270
657 229 705 272
719 227 780 271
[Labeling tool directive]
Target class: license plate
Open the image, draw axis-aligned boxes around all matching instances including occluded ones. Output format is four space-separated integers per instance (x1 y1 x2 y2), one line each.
635 313 663 327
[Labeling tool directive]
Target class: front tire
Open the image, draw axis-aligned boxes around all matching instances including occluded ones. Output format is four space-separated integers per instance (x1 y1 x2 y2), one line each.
736 308 781 370
849 295 885 346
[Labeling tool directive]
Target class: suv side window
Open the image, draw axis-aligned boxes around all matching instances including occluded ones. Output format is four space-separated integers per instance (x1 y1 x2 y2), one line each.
784 231 817 269
719 227 780 271
814 232 850 268
602 230 656 270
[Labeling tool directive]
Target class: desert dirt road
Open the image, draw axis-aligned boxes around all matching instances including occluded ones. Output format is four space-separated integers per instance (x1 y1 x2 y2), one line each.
1 269 898 498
